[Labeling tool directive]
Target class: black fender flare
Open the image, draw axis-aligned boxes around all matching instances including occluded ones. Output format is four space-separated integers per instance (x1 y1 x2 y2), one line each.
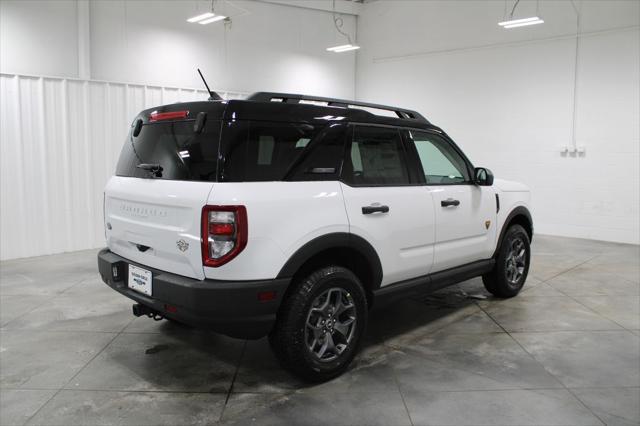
493 206 533 257
276 232 383 289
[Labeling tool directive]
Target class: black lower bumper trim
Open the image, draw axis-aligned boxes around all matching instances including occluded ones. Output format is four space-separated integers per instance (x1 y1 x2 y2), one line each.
97 249 290 339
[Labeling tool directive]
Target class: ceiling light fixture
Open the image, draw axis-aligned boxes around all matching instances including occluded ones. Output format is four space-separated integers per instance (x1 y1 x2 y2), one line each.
327 0 359 53
198 15 226 25
187 0 227 25
498 17 544 28
327 44 360 52
499 0 544 29
187 12 215 23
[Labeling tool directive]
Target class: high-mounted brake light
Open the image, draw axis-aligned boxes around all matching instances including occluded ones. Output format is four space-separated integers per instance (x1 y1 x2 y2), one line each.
201 206 247 267
149 110 189 122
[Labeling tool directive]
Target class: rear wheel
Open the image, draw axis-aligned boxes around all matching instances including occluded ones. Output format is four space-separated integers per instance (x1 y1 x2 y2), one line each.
269 266 367 382
483 224 530 298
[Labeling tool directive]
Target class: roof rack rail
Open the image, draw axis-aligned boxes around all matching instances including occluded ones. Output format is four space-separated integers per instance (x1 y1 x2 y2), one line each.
247 92 428 123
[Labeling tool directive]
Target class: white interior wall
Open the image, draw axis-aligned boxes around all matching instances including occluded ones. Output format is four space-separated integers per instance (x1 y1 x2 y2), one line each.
0 0 358 260
1 0 638 261
0 73 239 260
0 0 80 77
1 0 357 97
89 0 356 97
356 0 640 245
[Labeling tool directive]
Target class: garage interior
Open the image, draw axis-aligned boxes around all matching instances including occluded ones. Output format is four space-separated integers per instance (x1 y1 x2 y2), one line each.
1 1 639 425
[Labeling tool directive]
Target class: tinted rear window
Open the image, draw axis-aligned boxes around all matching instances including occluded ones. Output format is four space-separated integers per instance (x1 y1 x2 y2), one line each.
219 121 345 182
115 119 221 181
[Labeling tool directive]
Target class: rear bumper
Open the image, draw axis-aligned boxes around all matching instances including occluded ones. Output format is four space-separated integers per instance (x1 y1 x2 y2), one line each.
97 249 289 339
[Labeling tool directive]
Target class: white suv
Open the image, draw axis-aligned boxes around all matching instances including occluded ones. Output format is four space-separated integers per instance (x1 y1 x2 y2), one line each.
98 92 533 381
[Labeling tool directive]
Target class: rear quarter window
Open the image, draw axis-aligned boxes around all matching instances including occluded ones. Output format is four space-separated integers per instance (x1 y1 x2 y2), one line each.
218 121 346 182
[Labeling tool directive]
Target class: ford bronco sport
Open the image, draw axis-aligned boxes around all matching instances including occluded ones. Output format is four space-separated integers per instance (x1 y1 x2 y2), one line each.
98 92 533 382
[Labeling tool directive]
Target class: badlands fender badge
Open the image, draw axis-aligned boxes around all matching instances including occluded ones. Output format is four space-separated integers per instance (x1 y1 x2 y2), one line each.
485 220 491 230
177 239 189 252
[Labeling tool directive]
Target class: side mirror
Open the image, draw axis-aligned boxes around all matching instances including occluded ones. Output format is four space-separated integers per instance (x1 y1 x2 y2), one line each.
474 167 494 186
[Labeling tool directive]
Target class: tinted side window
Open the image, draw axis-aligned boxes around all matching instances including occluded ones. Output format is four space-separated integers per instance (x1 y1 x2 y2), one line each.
287 124 347 181
408 131 470 184
342 126 410 186
219 121 322 182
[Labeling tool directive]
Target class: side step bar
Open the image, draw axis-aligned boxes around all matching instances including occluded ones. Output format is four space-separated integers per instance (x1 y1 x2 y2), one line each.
372 259 495 306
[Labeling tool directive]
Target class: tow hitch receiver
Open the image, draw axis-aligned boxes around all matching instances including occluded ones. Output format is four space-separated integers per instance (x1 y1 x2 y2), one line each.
132 303 164 321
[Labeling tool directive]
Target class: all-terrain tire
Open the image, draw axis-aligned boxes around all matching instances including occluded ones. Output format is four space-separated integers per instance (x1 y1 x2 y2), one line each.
482 224 530 298
269 266 368 382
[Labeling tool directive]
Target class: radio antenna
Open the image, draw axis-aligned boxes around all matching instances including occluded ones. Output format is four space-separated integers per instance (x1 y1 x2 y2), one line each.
197 68 222 101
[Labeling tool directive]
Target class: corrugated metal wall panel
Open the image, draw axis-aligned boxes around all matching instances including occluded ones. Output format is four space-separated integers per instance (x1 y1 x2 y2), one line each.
0 73 247 260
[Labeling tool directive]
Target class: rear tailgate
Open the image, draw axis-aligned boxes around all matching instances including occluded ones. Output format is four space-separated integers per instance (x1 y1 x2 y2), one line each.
104 103 224 280
105 177 212 280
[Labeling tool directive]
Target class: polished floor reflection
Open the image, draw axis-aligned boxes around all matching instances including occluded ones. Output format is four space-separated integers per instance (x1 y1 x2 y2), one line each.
1 235 638 425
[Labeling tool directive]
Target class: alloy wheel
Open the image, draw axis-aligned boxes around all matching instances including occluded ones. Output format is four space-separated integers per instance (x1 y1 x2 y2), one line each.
304 287 357 362
505 237 527 285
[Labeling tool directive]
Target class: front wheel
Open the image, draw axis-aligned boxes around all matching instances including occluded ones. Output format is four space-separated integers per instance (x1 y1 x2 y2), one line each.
483 224 531 298
269 266 368 382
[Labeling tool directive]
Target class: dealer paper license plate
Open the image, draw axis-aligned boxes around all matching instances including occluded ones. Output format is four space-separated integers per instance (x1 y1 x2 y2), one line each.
128 265 152 296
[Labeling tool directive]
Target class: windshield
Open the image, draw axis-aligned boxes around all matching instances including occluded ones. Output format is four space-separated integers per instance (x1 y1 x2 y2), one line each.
115 119 222 181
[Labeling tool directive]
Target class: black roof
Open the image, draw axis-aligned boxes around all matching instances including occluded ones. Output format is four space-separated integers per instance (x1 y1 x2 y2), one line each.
141 92 439 131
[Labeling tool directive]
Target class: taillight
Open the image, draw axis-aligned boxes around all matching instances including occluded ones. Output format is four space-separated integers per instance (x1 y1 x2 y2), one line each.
201 205 248 267
149 110 189 122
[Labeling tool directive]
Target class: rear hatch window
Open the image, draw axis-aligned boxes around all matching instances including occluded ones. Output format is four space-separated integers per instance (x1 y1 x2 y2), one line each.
116 117 221 181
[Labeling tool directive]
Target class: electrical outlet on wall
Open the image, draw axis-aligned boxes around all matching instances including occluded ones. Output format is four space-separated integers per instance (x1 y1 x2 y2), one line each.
560 145 586 157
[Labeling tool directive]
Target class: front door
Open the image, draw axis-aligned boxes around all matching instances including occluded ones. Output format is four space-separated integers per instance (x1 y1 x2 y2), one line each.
404 130 496 272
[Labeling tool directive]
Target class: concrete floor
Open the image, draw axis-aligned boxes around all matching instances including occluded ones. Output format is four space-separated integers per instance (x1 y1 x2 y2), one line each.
0 235 638 426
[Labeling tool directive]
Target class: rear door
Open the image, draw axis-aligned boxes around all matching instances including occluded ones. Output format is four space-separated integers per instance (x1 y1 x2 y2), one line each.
404 130 496 272
340 125 436 286
104 112 222 280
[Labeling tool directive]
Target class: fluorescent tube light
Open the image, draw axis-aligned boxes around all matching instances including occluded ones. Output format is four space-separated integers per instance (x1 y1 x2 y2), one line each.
327 44 352 52
187 12 215 23
503 19 544 28
327 44 360 53
498 16 540 26
334 45 360 52
498 16 544 28
199 15 226 25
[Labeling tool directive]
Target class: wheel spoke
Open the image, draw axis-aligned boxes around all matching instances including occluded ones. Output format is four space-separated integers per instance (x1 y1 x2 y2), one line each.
316 338 329 358
314 294 331 313
325 333 337 353
334 316 355 338
335 294 354 316
306 319 323 341
504 236 528 285
306 316 320 329
332 293 344 315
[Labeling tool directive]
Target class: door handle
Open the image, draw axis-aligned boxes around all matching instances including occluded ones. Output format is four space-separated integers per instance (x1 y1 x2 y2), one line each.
362 205 390 215
441 198 460 207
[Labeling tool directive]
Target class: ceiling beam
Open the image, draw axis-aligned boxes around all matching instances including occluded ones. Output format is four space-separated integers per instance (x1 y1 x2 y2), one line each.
255 0 362 16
